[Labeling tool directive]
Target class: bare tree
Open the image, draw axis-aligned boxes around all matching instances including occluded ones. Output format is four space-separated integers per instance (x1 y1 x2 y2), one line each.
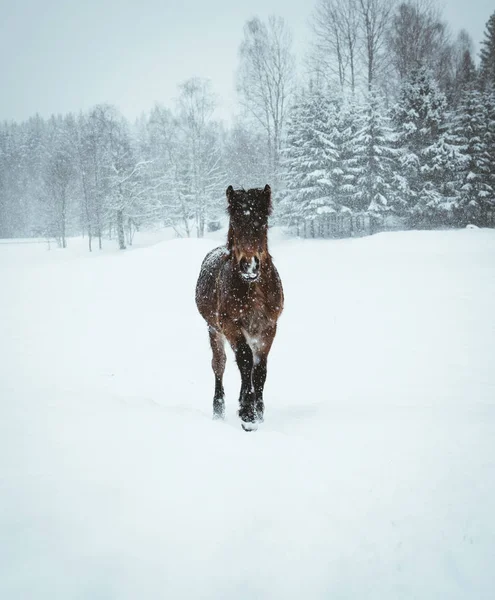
237 16 295 185
73 113 97 250
311 0 359 93
310 0 393 93
144 105 186 232
108 151 152 250
357 0 396 90
43 117 77 248
102 112 162 250
445 30 476 106
176 78 224 238
387 0 451 83
81 105 119 250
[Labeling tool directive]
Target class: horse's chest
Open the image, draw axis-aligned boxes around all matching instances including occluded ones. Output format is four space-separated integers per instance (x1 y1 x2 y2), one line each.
219 271 280 336
238 292 272 335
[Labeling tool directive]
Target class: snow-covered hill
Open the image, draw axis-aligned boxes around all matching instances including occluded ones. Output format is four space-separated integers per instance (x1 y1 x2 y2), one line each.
1 229 494 599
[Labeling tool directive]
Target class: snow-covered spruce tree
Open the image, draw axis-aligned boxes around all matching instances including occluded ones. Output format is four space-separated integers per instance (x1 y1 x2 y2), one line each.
450 88 494 225
480 11 495 90
420 122 466 225
345 90 402 228
332 95 359 214
281 86 339 237
279 95 309 234
393 66 447 226
485 87 495 208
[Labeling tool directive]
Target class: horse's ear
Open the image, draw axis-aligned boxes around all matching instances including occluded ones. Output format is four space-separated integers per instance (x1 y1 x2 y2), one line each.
263 184 272 215
226 185 234 205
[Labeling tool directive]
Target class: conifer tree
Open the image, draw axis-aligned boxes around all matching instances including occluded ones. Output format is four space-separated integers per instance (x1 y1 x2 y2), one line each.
393 66 447 223
281 87 339 236
480 12 495 90
332 96 359 212
420 124 466 225
484 87 495 204
449 49 477 107
346 91 401 220
451 89 494 225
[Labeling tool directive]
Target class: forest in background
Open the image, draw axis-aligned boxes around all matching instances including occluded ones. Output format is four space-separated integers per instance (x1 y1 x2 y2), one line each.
1 0 495 248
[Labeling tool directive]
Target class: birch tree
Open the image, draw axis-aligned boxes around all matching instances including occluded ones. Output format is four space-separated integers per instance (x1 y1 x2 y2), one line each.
237 16 295 186
176 78 224 237
311 0 359 93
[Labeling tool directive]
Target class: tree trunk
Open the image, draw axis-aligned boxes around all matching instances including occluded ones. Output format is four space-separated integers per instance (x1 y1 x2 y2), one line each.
180 196 190 237
127 219 132 246
61 192 67 248
80 170 92 252
96 208 103 249
199 206 205 238
117 209 126 250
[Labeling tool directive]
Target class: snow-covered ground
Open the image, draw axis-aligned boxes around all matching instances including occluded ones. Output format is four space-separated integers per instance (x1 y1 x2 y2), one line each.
1 228 494 599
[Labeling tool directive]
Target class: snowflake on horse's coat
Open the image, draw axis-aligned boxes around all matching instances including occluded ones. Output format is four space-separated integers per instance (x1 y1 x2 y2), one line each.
195 185 284 431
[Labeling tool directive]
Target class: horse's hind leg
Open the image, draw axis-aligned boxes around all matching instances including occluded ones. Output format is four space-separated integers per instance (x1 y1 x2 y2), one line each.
209 327 226 419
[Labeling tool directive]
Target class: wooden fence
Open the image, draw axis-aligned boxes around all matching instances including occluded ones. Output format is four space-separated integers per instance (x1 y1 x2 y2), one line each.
290 213 384 239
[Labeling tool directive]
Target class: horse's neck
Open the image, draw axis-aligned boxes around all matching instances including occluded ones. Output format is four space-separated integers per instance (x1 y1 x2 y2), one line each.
227 226 234 252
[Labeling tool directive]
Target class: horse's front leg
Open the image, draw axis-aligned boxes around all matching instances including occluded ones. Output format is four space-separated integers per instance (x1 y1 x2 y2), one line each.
232 337 257 430
253 355 267 422
252 325 276 423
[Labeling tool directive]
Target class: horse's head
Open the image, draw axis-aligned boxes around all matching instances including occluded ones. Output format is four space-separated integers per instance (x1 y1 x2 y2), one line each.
226 184 272 283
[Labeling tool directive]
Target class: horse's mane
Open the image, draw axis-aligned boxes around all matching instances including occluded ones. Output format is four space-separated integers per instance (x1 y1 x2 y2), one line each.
226 186 272 217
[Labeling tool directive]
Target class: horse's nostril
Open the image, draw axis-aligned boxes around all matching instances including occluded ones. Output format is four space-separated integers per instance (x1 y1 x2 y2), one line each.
241 256 260 277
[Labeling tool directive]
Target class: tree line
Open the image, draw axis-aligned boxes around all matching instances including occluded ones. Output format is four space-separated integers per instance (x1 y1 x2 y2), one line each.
1 1 494 247
282 2 495 235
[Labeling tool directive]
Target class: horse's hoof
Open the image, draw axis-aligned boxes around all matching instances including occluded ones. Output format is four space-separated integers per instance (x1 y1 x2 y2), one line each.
213 407 225 420
241 420 258 432
213 398 225 420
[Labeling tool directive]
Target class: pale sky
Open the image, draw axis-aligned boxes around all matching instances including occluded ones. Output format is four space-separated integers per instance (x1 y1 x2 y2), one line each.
0 0 493 123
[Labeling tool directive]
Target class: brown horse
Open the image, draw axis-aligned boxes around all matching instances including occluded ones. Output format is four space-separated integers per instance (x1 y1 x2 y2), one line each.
196 185 284 431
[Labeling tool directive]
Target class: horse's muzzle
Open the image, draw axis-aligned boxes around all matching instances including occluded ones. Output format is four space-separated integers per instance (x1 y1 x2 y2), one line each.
240 256 260 282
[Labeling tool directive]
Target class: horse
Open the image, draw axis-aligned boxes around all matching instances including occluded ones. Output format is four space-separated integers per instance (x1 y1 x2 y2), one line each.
195 185 284 431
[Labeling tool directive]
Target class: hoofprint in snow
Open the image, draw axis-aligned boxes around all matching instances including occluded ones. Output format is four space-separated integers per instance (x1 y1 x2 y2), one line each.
1 228 495 599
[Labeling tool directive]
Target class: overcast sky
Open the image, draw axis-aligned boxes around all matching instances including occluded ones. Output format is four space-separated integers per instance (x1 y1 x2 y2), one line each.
0 0 493 123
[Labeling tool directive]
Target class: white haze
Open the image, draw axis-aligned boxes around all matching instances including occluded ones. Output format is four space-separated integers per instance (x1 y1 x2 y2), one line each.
0 0 491 122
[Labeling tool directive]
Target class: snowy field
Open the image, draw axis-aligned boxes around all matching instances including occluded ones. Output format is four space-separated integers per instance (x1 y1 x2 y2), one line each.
1 227 495 599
